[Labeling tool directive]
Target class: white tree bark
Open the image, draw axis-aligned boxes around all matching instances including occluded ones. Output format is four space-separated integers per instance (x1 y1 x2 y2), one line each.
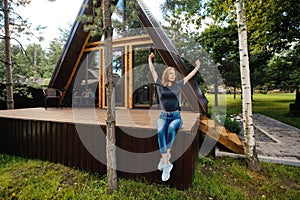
103 0 118 193
236 0 260 171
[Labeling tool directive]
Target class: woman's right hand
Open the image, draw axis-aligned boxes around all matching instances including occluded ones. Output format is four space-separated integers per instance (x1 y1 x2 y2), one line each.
148 52 158 81
149 52 155 60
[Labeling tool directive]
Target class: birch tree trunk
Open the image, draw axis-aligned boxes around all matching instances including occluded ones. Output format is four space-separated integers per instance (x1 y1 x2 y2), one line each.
103 0 118 193
4 0 14 109
236 0 260 171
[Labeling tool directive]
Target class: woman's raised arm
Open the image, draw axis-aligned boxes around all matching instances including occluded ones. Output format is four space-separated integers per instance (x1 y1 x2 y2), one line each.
183 59 200 85
148 52 158 82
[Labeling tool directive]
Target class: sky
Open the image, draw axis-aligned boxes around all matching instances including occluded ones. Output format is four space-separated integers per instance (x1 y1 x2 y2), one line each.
16 0 164 49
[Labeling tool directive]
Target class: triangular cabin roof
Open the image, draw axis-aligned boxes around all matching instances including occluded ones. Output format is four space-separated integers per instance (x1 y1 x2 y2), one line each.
48 0 208 114
49 0 93 91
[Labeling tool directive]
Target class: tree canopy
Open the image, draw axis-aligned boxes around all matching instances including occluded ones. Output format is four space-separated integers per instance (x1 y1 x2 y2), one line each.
161 0 300 94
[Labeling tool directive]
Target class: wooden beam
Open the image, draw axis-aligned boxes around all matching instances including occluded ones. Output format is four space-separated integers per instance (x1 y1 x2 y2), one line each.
200 115 244 155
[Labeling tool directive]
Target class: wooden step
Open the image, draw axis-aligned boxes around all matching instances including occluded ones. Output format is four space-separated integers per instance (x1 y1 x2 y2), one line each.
200 115 244 154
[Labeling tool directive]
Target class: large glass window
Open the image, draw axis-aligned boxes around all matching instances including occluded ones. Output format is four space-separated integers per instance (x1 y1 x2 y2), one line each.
132 45 164 108
104 48 125 107
113 48 125 107
72 50 99 107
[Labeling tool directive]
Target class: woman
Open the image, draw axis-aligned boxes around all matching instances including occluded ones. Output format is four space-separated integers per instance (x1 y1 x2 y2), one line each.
148 52 200 181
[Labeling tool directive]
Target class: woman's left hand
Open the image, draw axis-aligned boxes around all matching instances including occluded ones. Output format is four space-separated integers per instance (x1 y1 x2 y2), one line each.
195 59 200 69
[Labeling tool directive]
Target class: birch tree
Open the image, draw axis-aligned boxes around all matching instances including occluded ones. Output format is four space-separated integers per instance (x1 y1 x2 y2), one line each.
103 0 118 193
236 0 260 171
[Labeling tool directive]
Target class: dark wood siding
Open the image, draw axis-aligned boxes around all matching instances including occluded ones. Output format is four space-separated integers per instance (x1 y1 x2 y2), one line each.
0 112 199 189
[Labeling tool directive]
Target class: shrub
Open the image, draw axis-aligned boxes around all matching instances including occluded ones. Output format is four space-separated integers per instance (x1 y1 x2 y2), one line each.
224 116 241 134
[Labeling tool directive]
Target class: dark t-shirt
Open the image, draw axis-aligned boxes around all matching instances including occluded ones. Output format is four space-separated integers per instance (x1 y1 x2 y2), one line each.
155 79 184 112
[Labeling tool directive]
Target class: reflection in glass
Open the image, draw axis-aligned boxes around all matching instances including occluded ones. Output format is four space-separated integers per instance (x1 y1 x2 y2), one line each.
72 51 99 107
113 49 125 107
133 45 164 108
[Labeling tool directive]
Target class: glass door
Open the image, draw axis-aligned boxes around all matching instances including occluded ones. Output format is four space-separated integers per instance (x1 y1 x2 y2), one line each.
104 48 125 107
113 48 125 107
71 50 99 107
132 45 164 108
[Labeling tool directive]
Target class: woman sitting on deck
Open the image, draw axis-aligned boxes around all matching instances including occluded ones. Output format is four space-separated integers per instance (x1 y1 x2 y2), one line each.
148 52 201 181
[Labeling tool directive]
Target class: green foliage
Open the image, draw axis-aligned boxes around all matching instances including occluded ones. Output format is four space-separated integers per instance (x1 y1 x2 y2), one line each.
79 1 104 38
224 116 241 134
161 0 203 32
162 0 299 95
78 0 143 39
266 44 300 92
0 29 65 82
0 40 62 99
245 0 300 53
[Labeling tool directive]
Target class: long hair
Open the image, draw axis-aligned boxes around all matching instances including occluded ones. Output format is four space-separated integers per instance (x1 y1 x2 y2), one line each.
162 67 176 86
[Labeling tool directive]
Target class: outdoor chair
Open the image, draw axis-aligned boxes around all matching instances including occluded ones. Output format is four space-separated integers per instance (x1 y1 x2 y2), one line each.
43 88 62 110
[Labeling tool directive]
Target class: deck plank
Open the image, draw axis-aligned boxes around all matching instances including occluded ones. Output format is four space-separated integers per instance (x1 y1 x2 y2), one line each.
0 107 199 132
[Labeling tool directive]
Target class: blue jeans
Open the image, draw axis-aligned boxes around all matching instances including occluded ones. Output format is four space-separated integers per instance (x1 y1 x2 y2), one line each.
156 111 183 154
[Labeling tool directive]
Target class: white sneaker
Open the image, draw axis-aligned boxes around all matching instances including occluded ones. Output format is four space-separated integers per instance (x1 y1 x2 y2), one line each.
157 154 171 171
161 162 173 182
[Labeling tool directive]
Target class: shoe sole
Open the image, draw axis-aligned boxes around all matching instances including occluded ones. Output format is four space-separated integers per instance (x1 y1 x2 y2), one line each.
162 164 173 182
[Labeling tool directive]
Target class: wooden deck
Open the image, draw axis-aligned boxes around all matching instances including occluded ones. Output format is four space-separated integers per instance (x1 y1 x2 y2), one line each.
0 108 200 189
0 107 199 129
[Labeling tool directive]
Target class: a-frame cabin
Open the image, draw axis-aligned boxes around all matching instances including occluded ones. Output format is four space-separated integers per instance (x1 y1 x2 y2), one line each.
0 0 244 190
48 0 243 151
47 0 244 187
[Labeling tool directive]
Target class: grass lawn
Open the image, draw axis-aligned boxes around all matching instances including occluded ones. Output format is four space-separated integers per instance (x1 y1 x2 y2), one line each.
0 154 299 200
206 92 300 129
